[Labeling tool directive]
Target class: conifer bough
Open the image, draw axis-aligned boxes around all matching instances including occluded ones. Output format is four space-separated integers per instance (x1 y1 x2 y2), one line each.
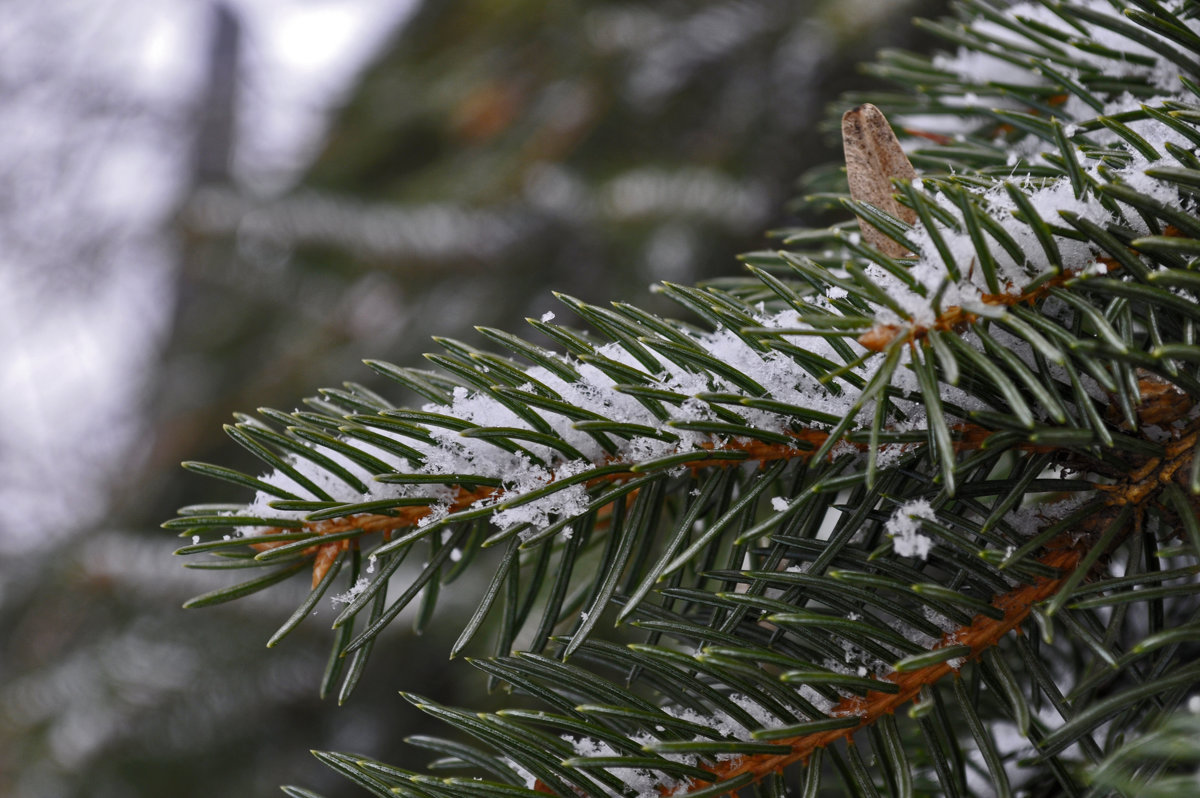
170 1 1200 795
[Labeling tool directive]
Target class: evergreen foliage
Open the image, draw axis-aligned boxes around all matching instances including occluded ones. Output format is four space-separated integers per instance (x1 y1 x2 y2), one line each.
169 1 1200 795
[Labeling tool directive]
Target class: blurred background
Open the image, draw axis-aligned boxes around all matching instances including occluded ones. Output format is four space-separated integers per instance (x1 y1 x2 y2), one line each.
0 1 943 795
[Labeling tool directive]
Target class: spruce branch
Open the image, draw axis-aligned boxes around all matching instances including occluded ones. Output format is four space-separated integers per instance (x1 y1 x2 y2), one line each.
167 1 1200 795
653 421 1200 794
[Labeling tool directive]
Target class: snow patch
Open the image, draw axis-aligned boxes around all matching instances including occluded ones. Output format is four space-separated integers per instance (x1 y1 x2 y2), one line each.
887 499 937 560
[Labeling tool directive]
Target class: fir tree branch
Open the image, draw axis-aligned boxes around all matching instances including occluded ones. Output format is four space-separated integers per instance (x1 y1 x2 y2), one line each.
246 419 1064 589
656 424 1200 796
253 366 1196 592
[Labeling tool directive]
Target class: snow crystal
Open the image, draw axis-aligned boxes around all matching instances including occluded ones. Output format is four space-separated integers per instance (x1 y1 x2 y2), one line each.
1005 491 1091 539
770 496 789 512
887 499 937 560
331 576 370 607
874 443 910 469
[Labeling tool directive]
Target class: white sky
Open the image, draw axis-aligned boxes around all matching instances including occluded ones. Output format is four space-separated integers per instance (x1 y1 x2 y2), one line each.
0 0 417 550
